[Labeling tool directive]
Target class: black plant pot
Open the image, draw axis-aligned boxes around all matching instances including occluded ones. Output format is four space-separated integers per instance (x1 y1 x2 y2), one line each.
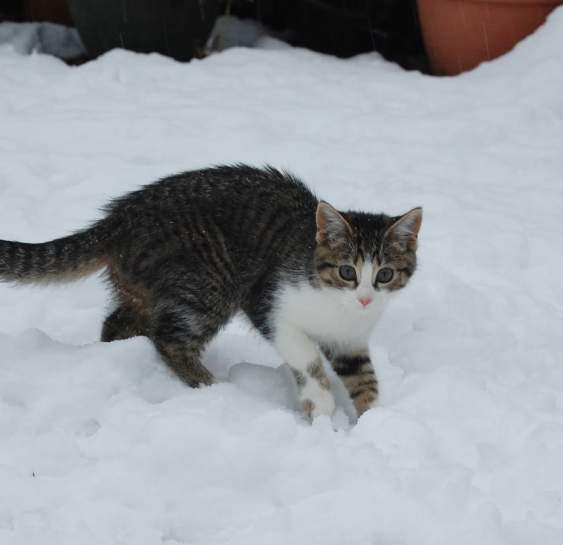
67 0 219 61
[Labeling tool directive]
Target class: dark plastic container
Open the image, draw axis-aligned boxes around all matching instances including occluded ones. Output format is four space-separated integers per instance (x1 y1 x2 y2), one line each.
67 0 219 61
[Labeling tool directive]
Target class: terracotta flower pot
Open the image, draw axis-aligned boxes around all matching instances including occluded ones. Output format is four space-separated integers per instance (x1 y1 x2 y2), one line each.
417 0 563 75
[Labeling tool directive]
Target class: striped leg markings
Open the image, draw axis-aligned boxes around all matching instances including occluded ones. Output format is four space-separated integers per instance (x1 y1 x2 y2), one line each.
324 349 378 416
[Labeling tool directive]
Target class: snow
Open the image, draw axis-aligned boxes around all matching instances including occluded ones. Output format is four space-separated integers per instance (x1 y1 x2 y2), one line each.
206 15 291 53
1 9 563 544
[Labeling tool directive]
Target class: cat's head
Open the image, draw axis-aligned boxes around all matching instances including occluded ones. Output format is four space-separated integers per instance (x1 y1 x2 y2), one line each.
314 202 422 313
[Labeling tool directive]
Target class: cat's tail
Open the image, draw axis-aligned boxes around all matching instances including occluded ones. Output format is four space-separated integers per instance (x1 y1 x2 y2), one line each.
0 221 111 284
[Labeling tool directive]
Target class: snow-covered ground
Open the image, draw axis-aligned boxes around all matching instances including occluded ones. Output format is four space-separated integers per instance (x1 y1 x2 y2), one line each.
1 11 563 545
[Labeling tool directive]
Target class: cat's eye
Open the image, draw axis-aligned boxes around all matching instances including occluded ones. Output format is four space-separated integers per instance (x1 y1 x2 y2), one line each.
338 265 357 282
376 267 394 284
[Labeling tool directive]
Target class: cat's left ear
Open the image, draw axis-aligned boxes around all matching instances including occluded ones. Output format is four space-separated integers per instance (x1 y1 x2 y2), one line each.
385 207 423 245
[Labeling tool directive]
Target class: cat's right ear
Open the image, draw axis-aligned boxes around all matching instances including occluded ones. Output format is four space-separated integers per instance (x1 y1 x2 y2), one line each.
386 207 423 241
316 201 353 245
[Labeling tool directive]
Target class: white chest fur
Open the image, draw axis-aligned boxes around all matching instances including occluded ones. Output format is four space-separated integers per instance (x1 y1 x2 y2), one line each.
273 282 390 349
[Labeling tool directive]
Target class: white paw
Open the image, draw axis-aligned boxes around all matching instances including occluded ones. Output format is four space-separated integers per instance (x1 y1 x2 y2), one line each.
301 388 336 418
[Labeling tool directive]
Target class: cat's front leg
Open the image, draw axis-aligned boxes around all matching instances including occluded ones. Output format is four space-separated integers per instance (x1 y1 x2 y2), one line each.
274 324 336 419
323 347 378 417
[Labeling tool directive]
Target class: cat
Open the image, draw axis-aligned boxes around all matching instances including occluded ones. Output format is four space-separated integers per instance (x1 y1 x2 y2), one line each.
0 165 422 419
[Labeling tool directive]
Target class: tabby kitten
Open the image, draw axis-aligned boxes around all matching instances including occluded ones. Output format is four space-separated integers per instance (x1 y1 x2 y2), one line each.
0 165 421 418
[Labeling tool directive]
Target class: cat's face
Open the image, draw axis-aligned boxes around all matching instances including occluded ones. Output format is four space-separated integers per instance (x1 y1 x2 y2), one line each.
314 202 422 314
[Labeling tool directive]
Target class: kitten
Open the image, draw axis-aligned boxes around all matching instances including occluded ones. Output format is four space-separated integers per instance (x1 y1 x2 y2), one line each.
0 165 421 418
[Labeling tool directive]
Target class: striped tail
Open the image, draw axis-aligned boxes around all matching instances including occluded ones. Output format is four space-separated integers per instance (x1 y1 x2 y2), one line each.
0 223 110 284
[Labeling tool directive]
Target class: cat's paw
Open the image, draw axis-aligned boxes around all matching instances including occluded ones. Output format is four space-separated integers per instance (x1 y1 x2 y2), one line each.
301 389 336 419
186 369 216 388
353 390 377 417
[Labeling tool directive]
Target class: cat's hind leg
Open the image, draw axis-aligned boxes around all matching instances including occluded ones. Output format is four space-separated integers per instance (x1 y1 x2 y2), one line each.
102 266 150 342
101 305 147 342
148 281 236 388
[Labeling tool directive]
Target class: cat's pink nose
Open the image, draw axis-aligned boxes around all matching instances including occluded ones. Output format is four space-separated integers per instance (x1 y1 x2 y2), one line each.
359 297 372 308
